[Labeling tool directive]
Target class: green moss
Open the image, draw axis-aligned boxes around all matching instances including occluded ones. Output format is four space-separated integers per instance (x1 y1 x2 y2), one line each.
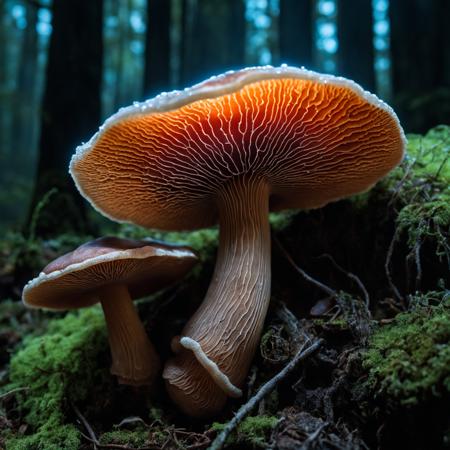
212 415 278 448
118 224 219 263
269 211 296 231
4 308 109 450
405 125 450 180
347 125 449 269
390 126 449 248
313 317 349 331
0 231 93 286
99 428 149 447
362 291 450 407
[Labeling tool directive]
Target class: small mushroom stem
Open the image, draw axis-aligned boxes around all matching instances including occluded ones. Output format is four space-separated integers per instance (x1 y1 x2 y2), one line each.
164 177 271 416
99 283 160 386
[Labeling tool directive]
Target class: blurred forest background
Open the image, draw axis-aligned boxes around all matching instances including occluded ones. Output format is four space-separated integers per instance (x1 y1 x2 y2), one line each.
0 0 449 235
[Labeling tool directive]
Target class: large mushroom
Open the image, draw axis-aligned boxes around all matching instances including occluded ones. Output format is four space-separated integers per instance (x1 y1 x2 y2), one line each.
69 66 406 415
23 237 197 386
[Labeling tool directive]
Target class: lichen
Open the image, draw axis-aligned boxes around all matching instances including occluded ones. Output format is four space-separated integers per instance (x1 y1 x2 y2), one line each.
212 415 279 448
361 291 450 408
3 308 109 450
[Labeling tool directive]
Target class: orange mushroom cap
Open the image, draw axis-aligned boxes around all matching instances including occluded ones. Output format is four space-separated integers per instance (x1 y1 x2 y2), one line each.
23 237 198 310
70 65 406 230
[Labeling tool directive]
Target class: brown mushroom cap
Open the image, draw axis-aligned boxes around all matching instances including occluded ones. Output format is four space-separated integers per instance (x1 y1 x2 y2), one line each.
70 65 406 230
23 237 197 310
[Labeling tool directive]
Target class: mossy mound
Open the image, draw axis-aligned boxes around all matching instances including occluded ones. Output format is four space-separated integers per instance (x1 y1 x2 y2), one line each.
3 308 109 450
362 291 450 407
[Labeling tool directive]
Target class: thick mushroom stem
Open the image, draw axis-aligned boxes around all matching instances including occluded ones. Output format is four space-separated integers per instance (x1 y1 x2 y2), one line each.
99 283 161 386
163 177 271 416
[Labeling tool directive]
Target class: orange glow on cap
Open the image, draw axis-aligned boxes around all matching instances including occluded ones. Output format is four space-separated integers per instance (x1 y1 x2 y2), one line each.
70 66 406 230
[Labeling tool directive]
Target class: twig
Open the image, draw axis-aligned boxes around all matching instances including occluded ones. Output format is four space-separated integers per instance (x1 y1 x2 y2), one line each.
384 227 403 301
414 238 423 290
274 236 336 297
435 224 450 269
275 303 302 338
73 404 99 449
432 146 449 180
388 157 416 207
27 187 58 242
301 421 328 448
0 386 29 401
208 339 324 450
318 254 370 307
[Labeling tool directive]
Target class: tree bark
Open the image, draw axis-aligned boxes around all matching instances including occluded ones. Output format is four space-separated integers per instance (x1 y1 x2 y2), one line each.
14 3 39 163
390 0 444 93
113 0 130 109
390 0 450 131
180 0 246 86
28 0 103 237
337 0 375 91
278 0 313 69
0 0 10 159
144 0 171 97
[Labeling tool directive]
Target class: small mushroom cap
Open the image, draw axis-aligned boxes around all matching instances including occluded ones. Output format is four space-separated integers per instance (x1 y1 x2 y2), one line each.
70 65 406 230
23 237 197 310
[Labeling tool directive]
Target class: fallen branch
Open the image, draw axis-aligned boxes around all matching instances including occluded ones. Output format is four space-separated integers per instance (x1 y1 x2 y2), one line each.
274 235 336 297
208 338 324 450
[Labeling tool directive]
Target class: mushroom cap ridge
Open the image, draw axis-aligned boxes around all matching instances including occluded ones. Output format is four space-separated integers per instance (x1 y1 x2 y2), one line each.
70 65 407 231
23 237 197 310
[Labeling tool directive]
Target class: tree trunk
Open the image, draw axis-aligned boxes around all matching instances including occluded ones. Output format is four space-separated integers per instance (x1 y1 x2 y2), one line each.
144 0 171 97
337 0 375 91
113 0 130 109
28 0 103 237
390 0 449 131
0 0 10 159
14 3 39 164
390 0 444 93
180 0 246 86
278 0 313 69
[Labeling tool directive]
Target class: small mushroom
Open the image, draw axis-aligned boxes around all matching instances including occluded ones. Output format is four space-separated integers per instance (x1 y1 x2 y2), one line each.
22 237 197 386
69 66 406 415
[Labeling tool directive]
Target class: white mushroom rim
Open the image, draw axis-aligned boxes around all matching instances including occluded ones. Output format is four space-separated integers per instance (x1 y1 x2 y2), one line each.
179 336 243 398
23 246 196 308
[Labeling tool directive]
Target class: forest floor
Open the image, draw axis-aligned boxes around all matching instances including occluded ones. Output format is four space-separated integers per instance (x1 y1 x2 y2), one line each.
0 125 449 450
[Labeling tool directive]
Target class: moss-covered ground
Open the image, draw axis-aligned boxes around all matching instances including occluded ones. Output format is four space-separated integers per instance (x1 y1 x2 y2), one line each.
0 125 448 449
